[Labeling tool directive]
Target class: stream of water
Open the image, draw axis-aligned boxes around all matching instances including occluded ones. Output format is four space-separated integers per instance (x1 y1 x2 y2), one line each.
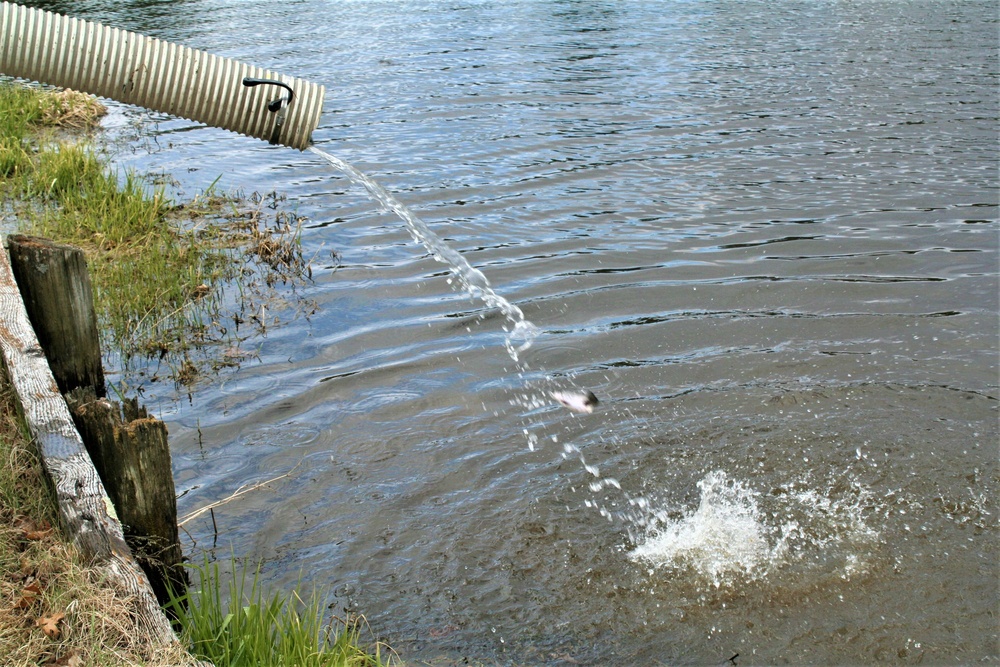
308 146 540 362
307 144 652 544
308 143 896 604
36 0 999 663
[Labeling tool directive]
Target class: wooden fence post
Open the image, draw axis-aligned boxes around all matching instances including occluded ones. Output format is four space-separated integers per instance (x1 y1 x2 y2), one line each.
0 237 177 645
5 235 185 605
66 387 187 606
6 235 105 397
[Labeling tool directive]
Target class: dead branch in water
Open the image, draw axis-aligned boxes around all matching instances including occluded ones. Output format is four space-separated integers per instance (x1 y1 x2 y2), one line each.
178 462 302 527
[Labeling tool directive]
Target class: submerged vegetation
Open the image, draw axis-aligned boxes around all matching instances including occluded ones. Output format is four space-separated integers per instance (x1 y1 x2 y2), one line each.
0 79 315 387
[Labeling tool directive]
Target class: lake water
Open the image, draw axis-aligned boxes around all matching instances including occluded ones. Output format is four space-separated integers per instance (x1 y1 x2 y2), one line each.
30 0 999 664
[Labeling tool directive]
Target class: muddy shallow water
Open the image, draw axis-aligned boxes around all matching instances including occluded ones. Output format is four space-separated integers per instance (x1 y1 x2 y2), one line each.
30 0 999 663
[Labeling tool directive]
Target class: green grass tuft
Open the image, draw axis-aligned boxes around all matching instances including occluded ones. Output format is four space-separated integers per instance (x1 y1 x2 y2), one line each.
167 558 393 667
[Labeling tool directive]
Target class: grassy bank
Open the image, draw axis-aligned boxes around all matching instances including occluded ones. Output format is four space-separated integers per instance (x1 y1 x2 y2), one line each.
0 371 199 666
0 80 393 665
0 365 391 666
0 79 314 387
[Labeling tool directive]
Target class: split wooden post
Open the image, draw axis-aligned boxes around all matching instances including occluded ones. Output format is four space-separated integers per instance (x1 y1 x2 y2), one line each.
65 387 187 606
6 235 105 397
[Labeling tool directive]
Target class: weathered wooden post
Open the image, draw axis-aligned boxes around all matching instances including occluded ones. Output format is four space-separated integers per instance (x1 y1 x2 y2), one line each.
7 234 186 606
7 235 105 397
65 388 188 606
0 238 177 645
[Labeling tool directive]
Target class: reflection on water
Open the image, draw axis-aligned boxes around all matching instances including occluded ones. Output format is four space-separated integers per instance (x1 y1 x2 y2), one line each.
46 0 1000 663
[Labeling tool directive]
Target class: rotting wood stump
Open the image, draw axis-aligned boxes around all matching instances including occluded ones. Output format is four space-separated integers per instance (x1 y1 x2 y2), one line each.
5 234 187 606
66 387 187 608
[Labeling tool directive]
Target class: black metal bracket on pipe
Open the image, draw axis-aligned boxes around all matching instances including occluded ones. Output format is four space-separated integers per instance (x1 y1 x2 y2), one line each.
243 76 295 109
242 77 295 144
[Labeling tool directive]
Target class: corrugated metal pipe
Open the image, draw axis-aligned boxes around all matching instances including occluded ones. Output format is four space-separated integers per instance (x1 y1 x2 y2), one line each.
0 1 324 150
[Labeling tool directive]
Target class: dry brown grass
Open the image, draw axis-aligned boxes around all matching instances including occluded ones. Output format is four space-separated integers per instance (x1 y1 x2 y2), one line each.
37 89 107 130
0 372 199 667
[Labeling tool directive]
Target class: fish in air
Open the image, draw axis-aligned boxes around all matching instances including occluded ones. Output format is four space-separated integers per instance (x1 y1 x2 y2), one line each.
549 389 600 414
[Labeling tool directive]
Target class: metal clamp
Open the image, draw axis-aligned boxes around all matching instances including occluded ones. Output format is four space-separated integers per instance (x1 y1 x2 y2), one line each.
243 77 295 144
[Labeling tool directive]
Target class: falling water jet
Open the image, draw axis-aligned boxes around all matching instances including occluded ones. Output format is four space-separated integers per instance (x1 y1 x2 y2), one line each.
308 150 612 413
306 147 641 540
309 146 539 361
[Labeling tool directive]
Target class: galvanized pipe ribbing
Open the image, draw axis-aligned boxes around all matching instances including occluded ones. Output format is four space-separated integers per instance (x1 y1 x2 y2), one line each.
0 1 324 149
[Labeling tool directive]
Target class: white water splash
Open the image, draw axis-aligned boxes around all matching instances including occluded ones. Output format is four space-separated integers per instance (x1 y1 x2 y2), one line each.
630 471 785 587
629 469 881 590
309 146 538 361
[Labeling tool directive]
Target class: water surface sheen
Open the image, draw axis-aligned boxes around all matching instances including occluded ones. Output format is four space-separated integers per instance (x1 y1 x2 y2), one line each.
45 1 998 663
